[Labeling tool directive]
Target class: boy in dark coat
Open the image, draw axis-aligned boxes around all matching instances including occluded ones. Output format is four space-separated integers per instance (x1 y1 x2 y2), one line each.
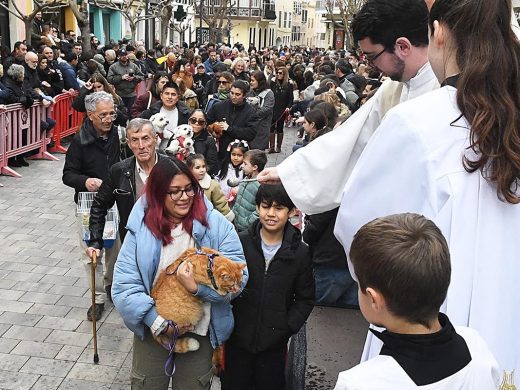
223 184 314 390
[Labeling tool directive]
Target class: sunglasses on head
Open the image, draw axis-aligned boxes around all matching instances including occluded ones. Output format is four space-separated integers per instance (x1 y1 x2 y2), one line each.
189 118 206 125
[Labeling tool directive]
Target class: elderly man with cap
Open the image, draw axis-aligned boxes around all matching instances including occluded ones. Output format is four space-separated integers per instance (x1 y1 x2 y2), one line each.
62 91 121 321
107 48 144 117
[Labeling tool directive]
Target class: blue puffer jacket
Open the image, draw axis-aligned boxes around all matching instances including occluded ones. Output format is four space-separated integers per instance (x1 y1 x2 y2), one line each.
112 196 248 347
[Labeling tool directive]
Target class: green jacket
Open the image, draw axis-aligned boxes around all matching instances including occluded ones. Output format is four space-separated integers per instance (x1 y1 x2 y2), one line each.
232 178 260 232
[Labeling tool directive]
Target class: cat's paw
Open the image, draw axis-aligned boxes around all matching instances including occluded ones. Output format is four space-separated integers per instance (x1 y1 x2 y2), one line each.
186 338 200 351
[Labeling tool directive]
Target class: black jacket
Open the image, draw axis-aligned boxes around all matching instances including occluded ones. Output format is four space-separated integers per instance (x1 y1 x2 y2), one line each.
22 64 44 101
140 100 192 125
302 207 349 269
269 78 294 123
62 119 121 203
3 76 35 108
88 153 168 248
193 128 219 177
229 220 315 353
206 99 259 163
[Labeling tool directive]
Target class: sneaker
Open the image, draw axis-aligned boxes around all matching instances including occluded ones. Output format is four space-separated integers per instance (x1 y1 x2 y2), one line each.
87 303 105 321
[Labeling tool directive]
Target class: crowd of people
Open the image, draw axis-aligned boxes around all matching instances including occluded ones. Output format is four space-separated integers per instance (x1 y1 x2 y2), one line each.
2 0 520 388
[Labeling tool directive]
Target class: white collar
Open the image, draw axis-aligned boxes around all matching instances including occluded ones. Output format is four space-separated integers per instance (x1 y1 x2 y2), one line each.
136 153 158 175
405 62 434 91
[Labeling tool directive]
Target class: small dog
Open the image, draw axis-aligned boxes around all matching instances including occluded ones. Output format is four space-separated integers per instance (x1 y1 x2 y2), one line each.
150 113 171 140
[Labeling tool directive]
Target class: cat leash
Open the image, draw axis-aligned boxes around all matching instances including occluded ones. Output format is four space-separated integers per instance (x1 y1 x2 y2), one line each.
164 320 180 377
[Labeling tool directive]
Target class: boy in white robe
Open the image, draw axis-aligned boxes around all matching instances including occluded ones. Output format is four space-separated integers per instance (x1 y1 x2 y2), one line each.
334 214 500 390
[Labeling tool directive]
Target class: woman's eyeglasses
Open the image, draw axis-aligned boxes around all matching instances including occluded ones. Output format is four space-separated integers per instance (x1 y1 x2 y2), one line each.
167 186 195 200
277 71 284 75
189 118 206 126
218 80 229 84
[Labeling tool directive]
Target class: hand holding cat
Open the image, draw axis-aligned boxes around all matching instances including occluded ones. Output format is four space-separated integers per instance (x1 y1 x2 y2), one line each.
176 261 197 294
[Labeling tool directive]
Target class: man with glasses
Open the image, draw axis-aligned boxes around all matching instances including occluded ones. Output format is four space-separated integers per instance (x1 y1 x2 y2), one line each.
63 91 121 322
60 30 76 54
86 118 167 302
140 81 191 150
258 0 439 215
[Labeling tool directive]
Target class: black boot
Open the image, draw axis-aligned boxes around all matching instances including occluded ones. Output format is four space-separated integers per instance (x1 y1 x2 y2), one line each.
8 157 21 167
17 156 29 167
275 133 284 153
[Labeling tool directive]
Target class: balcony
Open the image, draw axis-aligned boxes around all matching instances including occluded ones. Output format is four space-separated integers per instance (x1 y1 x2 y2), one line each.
262 5 276 20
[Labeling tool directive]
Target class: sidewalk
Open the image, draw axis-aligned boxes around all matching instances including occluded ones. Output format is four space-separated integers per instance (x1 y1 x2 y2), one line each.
0 125 366 389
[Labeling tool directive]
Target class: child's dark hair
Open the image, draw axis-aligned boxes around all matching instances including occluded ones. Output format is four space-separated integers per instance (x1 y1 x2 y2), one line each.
350 213 451 328
255 184 295 210
186 153 205 169
217 140 250 180
244 149 267 173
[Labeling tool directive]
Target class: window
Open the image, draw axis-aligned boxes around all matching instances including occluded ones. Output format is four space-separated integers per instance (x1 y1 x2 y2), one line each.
279 11 282 28
291 26 301 42
251 0 260 7
302 9 307 23
293 0 301 14
288 12 292 28
284 12 287 28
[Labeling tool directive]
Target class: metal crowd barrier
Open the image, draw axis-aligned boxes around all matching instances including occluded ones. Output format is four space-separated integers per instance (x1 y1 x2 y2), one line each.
49 93 85 153
0 102 58 178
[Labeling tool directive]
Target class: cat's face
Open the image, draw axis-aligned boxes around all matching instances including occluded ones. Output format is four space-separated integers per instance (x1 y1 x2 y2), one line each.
214 261 246 295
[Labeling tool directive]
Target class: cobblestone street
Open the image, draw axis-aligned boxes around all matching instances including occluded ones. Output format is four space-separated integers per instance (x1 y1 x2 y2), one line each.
0 126 367 389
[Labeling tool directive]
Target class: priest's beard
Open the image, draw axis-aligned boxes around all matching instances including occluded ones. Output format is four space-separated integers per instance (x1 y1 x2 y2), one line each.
386 54 406 82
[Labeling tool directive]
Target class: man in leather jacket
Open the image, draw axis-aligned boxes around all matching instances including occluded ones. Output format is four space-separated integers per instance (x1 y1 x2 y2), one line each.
86 119 165 296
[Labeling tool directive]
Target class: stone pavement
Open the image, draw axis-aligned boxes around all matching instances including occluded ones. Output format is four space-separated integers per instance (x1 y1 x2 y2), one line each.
0 125 366 389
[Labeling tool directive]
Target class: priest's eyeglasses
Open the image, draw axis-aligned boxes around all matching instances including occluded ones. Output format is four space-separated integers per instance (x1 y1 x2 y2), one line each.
366 48 386 66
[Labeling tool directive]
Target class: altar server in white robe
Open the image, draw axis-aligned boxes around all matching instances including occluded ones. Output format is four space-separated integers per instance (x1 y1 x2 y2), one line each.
335 0 520 381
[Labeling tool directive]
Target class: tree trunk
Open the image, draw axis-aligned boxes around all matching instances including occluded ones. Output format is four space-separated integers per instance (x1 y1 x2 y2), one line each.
130 23 137 42
25 19 33 47
160 6 172 46
68 0 91 53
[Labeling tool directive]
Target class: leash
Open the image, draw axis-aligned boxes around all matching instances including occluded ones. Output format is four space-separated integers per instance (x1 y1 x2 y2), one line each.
196 248 220 290
164 320 179 377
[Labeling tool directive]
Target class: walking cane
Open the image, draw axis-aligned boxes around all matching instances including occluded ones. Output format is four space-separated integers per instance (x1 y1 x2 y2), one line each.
90 251 99 363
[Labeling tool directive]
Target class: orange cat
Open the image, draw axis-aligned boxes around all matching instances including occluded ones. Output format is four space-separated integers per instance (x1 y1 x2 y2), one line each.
150 247 245 354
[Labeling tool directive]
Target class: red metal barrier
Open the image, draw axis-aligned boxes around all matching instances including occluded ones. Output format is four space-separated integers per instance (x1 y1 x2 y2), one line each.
0 102 58 178
49 93 85 153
